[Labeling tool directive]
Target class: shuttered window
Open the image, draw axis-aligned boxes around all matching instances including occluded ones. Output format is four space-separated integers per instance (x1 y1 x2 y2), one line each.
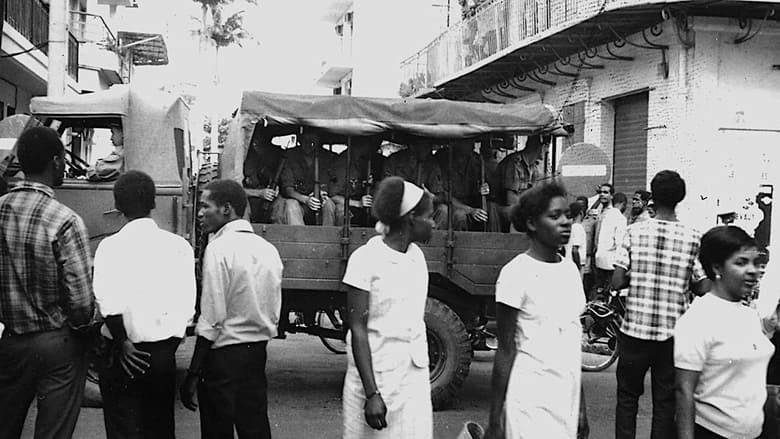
612 92 648 193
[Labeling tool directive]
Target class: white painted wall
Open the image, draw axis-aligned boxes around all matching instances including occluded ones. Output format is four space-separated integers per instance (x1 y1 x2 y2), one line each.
514 17 780 242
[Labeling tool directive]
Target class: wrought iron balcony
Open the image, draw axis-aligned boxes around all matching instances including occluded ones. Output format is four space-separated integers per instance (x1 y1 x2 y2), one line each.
400 0 780 99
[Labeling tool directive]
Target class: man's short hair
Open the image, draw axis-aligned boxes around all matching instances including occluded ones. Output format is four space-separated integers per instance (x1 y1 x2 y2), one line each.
635 190 651 202
114 171 156 218
650 170 686 208
613 192 628 206
599 183 614 194
205 179 248 217
16 127 64 174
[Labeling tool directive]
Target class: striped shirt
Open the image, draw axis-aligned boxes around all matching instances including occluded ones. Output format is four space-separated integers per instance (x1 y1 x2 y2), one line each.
0 181 97 334
614 218 705 341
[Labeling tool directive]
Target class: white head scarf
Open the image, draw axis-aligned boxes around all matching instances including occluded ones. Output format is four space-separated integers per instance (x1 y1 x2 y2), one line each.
375 181 425 235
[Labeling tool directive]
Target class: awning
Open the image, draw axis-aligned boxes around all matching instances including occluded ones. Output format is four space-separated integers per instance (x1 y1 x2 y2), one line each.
117 31 168 66
422 0 780 100
239 91 562 139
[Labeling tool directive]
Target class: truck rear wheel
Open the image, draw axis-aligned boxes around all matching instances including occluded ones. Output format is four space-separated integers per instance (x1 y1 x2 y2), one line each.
426 297 472 410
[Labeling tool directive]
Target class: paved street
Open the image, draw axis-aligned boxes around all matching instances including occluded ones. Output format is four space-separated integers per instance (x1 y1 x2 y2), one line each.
23 335 651 439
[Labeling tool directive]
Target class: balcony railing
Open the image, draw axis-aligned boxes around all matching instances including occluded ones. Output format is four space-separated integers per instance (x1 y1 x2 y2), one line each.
400 0 619 96
4 0 50 54
4 0 81 81
67 32 79 81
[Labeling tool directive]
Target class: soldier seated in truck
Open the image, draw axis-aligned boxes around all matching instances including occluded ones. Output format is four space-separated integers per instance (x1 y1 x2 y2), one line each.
86 122 125 182
329 136 384 227
244 131 285 223
488 135 546 232
436 139 490 231
383 139 446 226
278 133 337 225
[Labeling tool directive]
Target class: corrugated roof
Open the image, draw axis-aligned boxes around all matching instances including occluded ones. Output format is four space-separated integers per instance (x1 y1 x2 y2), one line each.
117 31 168 66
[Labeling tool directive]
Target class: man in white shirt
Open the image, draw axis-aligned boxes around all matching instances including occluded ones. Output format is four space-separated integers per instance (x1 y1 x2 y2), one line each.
93 171 196 438
593 185 627 292
181 179 283 439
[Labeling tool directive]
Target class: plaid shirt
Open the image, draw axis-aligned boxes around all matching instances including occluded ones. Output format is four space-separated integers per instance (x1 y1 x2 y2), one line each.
0 181 97 334
615 218 705 341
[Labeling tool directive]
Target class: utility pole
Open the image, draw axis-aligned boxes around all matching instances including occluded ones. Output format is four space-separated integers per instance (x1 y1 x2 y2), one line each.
47 0 68 96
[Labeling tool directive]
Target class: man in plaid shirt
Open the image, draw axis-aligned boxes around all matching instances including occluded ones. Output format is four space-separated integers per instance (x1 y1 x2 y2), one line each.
0 127 98 439
612 170 709 439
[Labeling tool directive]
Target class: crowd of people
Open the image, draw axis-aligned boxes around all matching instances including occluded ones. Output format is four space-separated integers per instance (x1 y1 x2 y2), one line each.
2 126 780 439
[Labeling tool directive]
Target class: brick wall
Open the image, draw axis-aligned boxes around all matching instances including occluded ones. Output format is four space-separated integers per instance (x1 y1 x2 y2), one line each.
508 16 780 236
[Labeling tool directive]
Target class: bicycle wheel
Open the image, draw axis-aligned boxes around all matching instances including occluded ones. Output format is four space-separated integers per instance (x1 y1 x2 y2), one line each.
581 316 620 372
318 309 347 355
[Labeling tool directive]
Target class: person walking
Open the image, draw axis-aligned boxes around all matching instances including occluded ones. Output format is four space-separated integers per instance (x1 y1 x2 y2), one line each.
0 127 99 439
612 170 710 439
342 176 435 439
675 226 774 439
485 183 588 439
92 170 196 438
180 179 283 439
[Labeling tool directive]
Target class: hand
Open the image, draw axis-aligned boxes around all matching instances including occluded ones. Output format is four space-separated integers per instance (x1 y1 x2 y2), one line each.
117 339 151 379
480 182 490 196
364 393 387 430
470 208 488 223
260 188 278 202
307 194 322 211
360 195 373 208
180 372 199 411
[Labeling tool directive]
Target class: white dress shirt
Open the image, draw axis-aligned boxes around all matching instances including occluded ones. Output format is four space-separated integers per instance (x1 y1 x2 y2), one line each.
195 219 282 349
595 206 627 270
93 218 196 343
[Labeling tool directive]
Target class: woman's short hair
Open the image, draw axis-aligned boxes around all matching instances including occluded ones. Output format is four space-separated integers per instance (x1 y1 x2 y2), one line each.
114 171 156 218
372 176 432 228
16 127 64 174
699 225 757 280
650 170 686 208
509 183 567 234
569 201 583 219
204 179 248 217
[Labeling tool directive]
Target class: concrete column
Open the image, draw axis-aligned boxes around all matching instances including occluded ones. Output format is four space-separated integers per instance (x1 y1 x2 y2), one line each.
47 0 68 96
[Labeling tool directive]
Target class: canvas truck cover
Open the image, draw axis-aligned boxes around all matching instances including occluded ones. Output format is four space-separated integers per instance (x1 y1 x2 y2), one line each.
223 91 563 182
30 85 190 185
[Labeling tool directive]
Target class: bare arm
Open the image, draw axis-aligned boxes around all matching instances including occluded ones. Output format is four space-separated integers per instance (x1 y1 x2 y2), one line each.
675 368 700 439
485 303 519 438
346 285 387 430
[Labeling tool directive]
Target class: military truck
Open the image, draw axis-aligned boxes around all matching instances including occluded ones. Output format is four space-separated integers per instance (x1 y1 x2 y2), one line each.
217 91 569 409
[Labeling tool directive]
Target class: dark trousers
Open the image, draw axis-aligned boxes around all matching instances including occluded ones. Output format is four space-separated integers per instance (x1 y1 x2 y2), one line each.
615 332 677 439
199 341 271 439
98 337 181 439
694 424 727 439
0 327 87 439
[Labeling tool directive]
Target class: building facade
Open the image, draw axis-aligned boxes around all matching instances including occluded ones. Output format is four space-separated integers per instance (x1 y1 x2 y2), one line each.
0 0 166 119
402 0 780 246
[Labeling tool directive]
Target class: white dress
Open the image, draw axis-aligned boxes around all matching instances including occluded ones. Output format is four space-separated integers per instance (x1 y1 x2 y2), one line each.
496 253 585 439
341 236 433 439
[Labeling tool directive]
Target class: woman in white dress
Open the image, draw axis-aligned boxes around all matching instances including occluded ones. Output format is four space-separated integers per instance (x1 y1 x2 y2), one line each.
342 176 435 439
486 183 589 439
675 226 775 439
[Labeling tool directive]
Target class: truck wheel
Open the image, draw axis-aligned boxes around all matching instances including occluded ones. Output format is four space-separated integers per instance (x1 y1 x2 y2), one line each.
425 297 472 411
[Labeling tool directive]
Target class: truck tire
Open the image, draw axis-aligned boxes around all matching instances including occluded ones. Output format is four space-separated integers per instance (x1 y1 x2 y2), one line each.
426 297 472 410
